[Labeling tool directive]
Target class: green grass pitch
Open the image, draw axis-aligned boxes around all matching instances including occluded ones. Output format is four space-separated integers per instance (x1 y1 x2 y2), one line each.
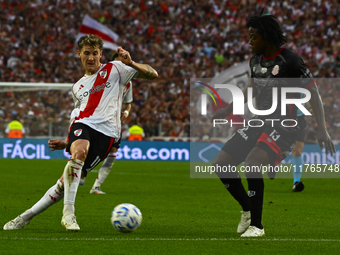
1 158 340 254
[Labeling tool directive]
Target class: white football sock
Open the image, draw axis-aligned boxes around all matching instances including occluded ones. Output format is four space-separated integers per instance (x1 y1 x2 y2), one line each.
63 159 84 216
93 153 116 188
21 179 64 222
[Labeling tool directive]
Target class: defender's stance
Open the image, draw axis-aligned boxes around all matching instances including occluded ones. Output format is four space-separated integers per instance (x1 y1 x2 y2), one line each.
212 11 335 237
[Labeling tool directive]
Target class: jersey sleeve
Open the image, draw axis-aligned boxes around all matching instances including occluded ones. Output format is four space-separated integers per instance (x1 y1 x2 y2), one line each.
123 81 133 103
111 61 138 87
290 55 314 89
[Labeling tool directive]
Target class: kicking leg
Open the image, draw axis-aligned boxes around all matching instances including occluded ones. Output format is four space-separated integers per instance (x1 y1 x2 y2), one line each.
3 179 64 230
241 147 268 237
213 150 251 234
61 139 87 231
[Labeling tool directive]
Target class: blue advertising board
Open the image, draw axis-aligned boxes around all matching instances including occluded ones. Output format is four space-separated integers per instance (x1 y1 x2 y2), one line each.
190 142 340 164
1 139 339 164
0 139 189 161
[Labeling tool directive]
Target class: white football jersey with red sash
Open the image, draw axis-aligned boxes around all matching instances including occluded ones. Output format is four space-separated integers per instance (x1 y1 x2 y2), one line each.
123 81 132 103
71 61 137 138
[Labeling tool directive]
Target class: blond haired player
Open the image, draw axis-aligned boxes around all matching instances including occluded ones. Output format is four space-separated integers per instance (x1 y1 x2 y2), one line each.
85 52 133 195
3 34 157 231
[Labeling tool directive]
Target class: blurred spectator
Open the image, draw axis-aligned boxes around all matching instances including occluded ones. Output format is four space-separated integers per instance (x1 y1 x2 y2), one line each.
127 121 145 141
5 114 25 138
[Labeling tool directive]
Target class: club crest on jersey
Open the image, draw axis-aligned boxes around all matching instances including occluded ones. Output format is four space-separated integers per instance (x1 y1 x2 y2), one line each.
261 67 267 74
74 129 82 136
272 65 279 76
99 69 107 79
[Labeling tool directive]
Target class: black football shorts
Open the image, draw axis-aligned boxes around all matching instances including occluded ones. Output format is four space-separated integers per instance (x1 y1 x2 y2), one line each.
222 124 298 166
66 123 115 176
112 137 122 149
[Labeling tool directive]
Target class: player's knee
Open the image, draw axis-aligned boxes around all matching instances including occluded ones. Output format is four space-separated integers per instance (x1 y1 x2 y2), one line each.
244 153 267 178
292 148 302 157
292 142 304 157
212 151 233 166
245 156 263 167
72 147 88 161
212 151 238 179
212 156 220 167
245 147 270 166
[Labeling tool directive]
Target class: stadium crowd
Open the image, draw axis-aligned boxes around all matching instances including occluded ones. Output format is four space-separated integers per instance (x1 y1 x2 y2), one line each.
0 0 340 142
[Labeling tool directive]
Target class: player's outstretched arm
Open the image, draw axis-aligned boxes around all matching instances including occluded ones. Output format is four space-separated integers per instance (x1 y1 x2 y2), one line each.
308 83 336 155
116 46 158 80
48 138 68 151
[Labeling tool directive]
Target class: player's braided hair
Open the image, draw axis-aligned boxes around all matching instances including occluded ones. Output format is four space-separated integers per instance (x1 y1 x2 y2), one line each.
77 34 104 50
246 9 287 49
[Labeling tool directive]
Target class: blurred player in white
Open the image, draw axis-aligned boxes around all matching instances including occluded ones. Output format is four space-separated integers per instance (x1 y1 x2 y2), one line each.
3 34 158 231
84 52 133 195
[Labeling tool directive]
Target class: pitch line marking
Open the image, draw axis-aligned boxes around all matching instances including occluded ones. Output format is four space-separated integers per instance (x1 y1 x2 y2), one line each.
0 237 339 242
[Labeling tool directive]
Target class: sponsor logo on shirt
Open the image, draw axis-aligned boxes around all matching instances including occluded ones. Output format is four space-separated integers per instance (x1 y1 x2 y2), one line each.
78 84 84 91
78 82 111 101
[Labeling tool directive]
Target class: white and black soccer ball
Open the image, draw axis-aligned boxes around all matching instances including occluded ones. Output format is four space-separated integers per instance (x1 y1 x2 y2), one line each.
111 203 142 233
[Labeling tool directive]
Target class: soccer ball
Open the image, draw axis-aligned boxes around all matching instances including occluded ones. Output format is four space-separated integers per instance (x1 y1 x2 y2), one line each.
110 203 142 233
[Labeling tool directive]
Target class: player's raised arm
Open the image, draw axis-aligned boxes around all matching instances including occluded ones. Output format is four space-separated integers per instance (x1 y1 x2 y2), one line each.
116 46 158 80
307 82 336 155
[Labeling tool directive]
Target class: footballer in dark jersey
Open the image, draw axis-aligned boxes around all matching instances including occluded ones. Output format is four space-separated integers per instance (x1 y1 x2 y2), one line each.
211 11 335 237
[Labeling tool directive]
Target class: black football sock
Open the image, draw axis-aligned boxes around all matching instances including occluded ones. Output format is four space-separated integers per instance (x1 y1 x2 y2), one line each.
246 177 264 229
220 177 251 211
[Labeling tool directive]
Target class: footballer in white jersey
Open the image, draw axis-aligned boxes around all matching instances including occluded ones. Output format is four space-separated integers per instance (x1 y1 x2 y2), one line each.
71 61 137 139
87 80 133 194
2 34 157 232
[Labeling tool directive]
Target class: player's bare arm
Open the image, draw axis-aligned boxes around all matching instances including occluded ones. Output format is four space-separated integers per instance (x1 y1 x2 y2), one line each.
308 83 336 155
212 81 255 121
116 46 158 80
48 138 68 151
121 103 132 123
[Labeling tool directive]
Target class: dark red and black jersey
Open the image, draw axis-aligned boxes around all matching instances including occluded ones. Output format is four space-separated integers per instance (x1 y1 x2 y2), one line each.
249 47 314 122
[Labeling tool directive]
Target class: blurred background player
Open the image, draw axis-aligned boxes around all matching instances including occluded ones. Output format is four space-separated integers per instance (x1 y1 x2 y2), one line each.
84 53 133 194
291 102 311 192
